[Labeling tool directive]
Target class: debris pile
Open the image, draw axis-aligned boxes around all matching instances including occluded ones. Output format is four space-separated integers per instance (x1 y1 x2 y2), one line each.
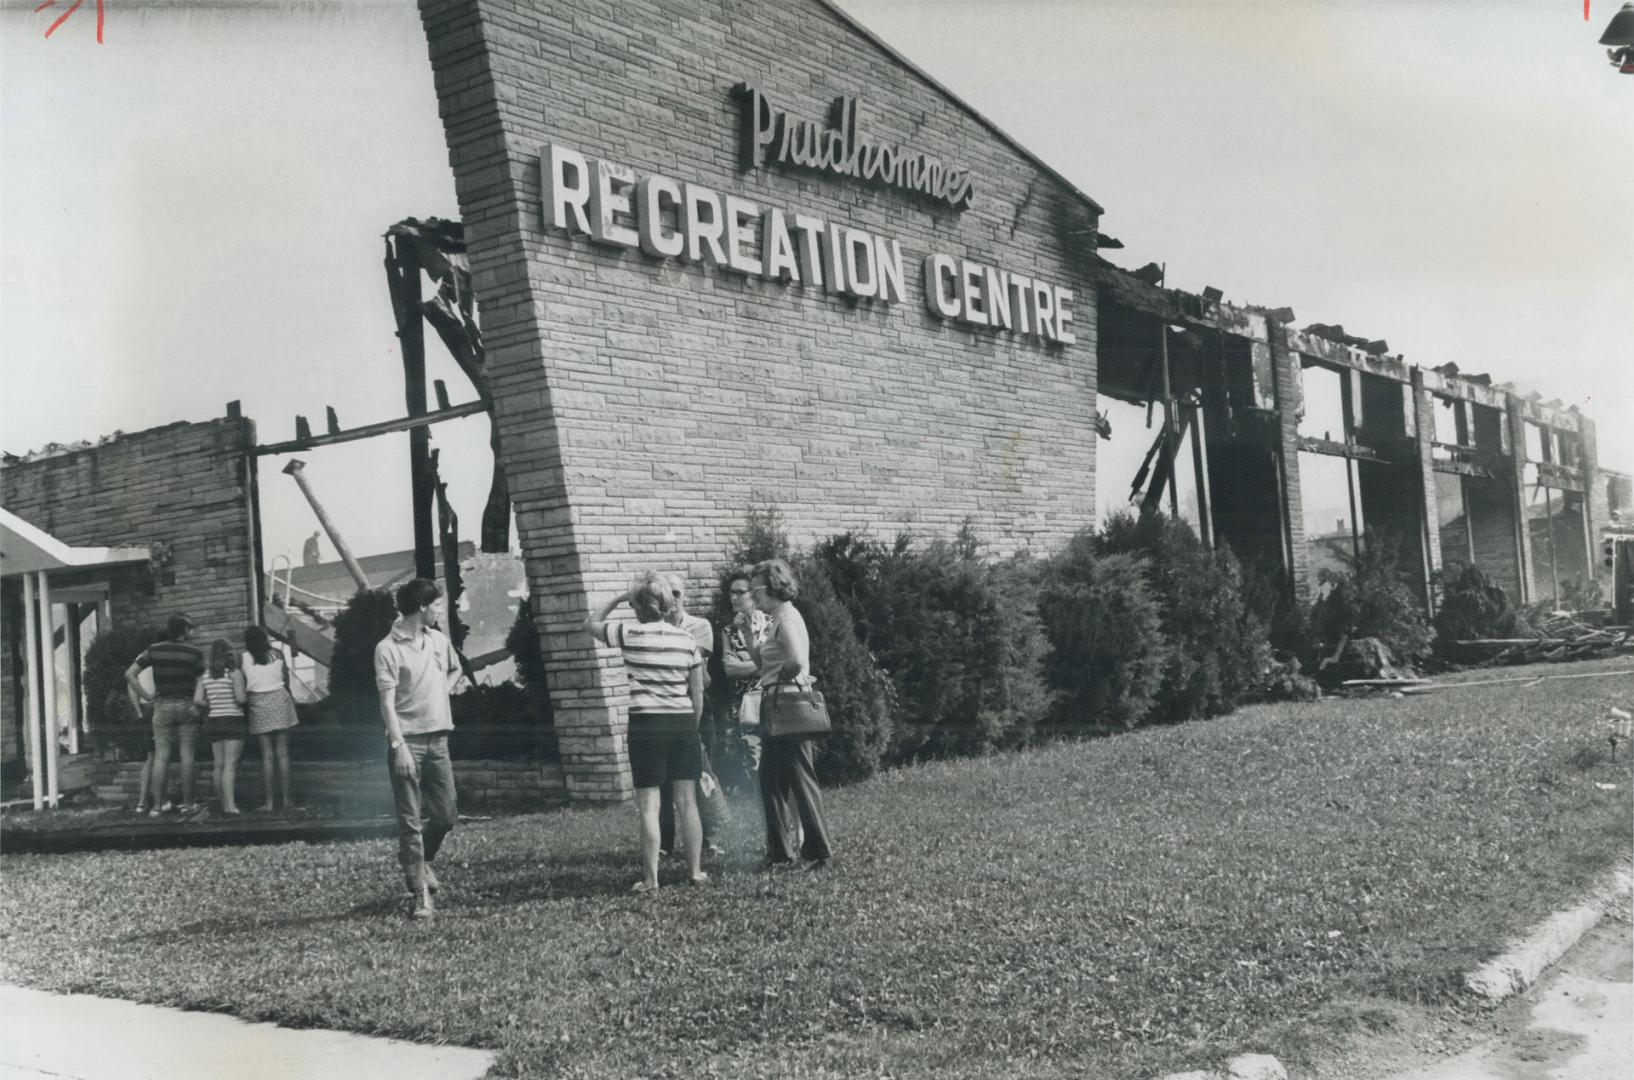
1447 614 1631 666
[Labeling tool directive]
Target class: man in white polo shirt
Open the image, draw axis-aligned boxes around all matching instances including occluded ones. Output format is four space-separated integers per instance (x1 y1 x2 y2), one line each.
375 578 465 919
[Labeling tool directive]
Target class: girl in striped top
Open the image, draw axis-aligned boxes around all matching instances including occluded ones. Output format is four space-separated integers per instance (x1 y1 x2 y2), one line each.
586 570 706 892
193 637 247 814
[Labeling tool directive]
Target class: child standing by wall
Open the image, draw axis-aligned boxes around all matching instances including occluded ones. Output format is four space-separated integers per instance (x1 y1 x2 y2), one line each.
195 638 248 814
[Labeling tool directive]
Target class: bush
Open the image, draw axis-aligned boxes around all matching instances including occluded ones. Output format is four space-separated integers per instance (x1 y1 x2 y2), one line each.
793 558 896 784
1038 534 1166 730
1096 512 1270 723
714 503 895 785
504 597 554 724
811 524 1048 762
1309 530 1433 662
1240 556 1316 670
83 624 163 745
1555 575 1605 613
1434 563 1523 647
327 589 398 725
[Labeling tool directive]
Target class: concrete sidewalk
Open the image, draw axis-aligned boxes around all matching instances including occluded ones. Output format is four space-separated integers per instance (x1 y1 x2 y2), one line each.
0 985 493 1080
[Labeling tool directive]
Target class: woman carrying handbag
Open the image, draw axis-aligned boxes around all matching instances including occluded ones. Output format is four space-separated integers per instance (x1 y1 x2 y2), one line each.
749 559 834 871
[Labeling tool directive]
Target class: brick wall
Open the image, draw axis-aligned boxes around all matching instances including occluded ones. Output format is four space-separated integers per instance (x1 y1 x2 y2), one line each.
1466 474 1523 601
418 0 1103 800
90 757 567 811
2 417 258 769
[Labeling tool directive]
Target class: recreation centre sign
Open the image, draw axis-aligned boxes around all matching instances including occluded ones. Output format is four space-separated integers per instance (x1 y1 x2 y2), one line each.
537 88 1077 347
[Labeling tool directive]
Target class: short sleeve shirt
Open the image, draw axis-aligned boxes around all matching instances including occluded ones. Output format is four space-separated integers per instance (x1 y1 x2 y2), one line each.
373 620 461 735
600 619 700 716
757 601 810 688
680 613 714 656
137 640 204 699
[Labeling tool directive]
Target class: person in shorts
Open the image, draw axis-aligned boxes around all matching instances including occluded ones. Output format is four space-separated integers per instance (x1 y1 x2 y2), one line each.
125 613 204 814
122 667 159 815
586 570 706 892
194 637 247 814
659 570 717 859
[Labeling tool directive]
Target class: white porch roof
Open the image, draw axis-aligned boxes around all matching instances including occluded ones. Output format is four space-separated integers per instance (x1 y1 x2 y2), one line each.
0 507 149 579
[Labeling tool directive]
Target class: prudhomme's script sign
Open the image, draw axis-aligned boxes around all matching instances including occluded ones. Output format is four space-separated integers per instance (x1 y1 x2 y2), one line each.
735 83 976 212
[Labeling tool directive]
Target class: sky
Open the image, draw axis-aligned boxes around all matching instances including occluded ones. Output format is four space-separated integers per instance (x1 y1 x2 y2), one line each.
2 0 1630 567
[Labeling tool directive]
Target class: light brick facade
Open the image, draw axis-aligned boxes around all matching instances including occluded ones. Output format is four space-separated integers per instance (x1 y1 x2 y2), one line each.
418 0 1104 801
2 417 259 774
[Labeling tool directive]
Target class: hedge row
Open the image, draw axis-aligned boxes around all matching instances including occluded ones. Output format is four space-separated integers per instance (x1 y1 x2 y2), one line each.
712 507 1279 784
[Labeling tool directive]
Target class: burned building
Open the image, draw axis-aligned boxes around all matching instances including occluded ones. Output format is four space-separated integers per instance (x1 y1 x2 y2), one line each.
3 0 1625 806
1093 266 1626 611
410 0 1626 802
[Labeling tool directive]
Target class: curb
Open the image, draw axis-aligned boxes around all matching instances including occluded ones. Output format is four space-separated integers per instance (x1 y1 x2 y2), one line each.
1157 1052 1287 1080
1155 860 1634 1080
1464 860 1633 1001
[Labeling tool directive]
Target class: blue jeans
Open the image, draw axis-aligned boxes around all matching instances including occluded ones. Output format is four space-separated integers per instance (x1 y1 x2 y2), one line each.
387 733 457 891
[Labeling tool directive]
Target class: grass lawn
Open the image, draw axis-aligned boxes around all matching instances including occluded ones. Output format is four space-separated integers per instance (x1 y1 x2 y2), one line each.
3 658 1631 1079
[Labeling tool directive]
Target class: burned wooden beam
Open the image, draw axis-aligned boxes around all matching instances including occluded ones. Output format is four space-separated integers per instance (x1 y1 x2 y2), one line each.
384 232 437 582
1294 435 1389 462
388 217 512 555
252 400 489 456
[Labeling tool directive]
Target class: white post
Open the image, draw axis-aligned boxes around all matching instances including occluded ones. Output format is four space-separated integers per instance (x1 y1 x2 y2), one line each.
22 574 43 811
66 604 81 756
38 573 61 808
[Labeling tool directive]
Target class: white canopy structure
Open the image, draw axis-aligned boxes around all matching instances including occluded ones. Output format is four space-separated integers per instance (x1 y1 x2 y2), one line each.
1 507 148 809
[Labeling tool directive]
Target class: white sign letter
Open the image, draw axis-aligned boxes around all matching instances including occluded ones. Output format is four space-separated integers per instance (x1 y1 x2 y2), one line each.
1054 287 1075 345
762 208 799 283
844 229 877 299
682 183 728 266
541 142 591 234
875 238 905 304
637 175 684 258
791 214 825 288
723 195 763 276
923 253 960 319
959 260 988 327
589 159 638 248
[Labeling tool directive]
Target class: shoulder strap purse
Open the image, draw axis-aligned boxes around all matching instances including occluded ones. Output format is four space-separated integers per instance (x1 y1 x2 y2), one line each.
760 676 831 740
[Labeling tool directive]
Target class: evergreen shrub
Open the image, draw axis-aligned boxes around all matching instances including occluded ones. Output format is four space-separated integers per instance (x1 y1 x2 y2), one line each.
504 597 554 724
327 589 398 725
1309 530 1433 662
811 524 1048 762
1096 513 1270 722
1433 563 1523 648
716 503 895 784
83 623 162 747
1037 534 1166 730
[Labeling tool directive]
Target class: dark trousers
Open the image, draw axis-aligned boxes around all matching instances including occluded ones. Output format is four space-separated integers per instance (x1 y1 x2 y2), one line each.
760 736 832 863
387 733 457 889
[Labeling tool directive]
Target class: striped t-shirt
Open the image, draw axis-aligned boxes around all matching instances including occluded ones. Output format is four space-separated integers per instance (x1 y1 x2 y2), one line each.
199 674 242 718
138 640 204 699
601 620 700 716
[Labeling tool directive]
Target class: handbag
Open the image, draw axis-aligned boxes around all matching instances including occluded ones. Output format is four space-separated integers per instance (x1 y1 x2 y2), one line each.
760 678 831 739
738 687 763 728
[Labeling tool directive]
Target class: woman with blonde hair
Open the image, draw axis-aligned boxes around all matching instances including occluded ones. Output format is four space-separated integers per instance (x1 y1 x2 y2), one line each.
750 558 833 869
586 569 707 892
194 637 247 814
